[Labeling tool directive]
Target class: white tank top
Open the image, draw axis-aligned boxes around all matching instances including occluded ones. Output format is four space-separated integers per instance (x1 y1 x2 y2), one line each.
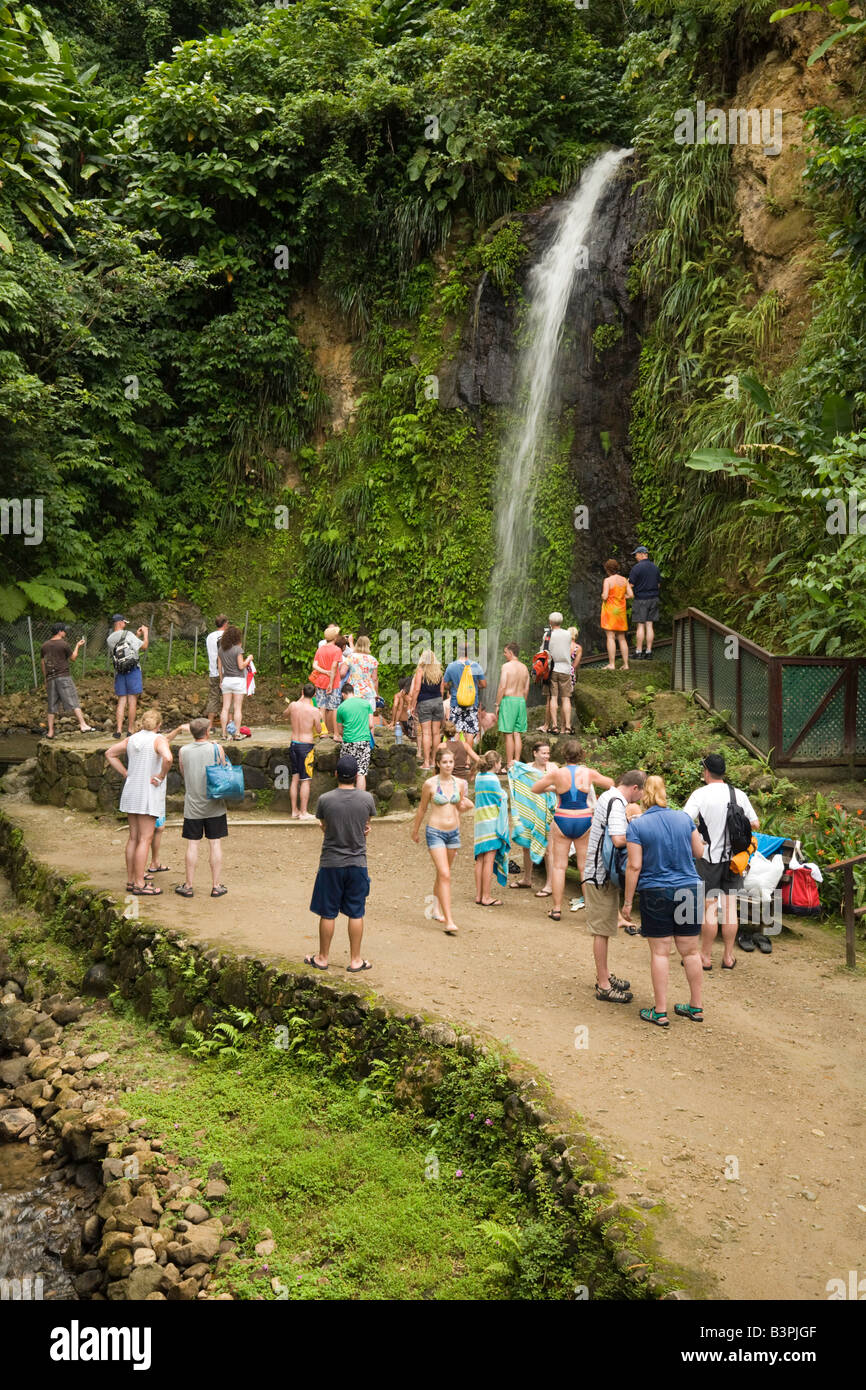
119 730 166 818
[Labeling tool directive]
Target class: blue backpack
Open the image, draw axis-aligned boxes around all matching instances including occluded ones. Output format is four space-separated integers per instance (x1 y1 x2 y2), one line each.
601 794 627 887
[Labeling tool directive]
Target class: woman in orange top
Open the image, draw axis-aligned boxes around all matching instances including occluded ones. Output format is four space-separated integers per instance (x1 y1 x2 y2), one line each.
601 559 633 671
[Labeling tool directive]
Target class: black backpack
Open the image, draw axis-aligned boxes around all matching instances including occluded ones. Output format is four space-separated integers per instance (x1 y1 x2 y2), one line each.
725 783 753 857
111 634 139 675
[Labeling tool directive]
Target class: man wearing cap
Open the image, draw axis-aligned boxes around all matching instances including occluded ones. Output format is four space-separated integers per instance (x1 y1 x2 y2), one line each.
305 753 376 973
628 546 661 660
545 612 575 735
106 614 149 736
684 754 760 969
40 623 95 738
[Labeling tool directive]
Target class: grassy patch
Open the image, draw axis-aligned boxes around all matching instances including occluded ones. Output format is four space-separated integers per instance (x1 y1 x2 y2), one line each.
0 893 647 1302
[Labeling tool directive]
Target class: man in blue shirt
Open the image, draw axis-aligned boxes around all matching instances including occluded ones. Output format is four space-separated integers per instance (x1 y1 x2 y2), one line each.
622 779 707 1027
628 545 661 661
443 645 486 750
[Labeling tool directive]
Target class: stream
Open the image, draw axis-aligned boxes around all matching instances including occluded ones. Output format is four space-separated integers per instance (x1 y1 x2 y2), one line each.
0 1143 80 1301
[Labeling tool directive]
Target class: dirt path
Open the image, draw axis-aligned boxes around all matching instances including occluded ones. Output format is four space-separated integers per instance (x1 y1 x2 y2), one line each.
5 801 865 1301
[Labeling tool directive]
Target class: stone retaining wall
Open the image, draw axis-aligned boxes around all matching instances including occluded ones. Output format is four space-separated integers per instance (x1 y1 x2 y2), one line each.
0 810 680 1299
30 731 422 816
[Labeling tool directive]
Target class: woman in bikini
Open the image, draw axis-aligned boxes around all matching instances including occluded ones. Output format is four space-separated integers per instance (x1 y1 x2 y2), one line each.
531 740 613 921
410 744 474 935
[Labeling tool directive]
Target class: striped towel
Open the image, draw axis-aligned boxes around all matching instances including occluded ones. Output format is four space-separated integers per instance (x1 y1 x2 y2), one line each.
508 761 555 864
473 772 510 886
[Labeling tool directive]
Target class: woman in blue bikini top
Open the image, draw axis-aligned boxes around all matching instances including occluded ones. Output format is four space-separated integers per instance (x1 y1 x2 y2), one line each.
410 745 474 937
531 740 613 922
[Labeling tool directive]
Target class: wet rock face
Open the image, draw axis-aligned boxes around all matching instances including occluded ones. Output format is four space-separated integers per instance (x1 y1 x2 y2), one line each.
441 160 646 651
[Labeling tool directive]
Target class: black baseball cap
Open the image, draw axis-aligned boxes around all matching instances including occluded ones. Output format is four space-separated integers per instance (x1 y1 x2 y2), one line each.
110 613 126 624
336 754 359 781
702 753 726 776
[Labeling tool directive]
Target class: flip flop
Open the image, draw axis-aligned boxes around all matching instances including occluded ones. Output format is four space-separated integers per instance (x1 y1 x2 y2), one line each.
304 955 328 970
680 960 712 971
547 909 562 921
721 959 737 970
443 926 458 936
79 725 97 733
509 881 532 889
148 864 170 873
346 960 372 972
737 933 756 952
753 935 772 954
535 888 552 898
479 899 502 907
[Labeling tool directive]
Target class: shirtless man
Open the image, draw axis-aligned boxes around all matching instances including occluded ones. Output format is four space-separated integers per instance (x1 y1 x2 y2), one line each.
510 738 558 895
287 683 320 819
495 642 530 767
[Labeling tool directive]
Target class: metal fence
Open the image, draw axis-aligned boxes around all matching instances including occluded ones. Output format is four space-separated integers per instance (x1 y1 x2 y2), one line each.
0 613 282 695
671 607 866 770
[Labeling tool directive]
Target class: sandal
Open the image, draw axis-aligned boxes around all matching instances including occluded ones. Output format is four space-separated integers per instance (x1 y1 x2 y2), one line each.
347 960 372 972
131 884 162 896
210 884 228 897
547 909 562 921
126 874 154 891
609 972 631 991
509 881 532 889
721 958 736 970
479 899 502 907
535 888 552 898
304 955 328 970
174 884 194 898
596 982 633 1003
549 727 560 736
674 1003 704 1022
639 1008 669 1028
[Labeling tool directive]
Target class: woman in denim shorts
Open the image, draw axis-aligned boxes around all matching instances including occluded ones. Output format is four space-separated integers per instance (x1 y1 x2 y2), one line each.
410 744 473 935
408 649 445 771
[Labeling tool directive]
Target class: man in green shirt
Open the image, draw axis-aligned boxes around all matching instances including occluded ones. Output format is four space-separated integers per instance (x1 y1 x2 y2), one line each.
336 681 374 789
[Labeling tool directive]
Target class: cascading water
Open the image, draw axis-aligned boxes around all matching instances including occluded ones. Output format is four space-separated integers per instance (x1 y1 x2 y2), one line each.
484 149 634 667
0 1146 79 1300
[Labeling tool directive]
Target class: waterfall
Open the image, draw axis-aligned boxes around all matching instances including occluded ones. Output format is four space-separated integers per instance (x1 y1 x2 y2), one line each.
484 148 633 669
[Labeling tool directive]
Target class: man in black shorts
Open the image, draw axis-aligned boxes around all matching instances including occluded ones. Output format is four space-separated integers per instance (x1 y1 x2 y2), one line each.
305 754 375 973
175 718 229 898
628 545 661 660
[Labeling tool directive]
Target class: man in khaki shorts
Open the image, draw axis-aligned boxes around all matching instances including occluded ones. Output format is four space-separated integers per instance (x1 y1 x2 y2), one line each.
582 770 646 1002
546 612 574 734
205 615 229 735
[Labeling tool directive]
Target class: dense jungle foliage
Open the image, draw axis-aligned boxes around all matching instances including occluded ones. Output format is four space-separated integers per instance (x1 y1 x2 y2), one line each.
1 0 864 660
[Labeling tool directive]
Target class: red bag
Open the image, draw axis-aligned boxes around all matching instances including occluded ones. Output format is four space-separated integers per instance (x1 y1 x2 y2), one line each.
532 650 551 684
780 866 821 916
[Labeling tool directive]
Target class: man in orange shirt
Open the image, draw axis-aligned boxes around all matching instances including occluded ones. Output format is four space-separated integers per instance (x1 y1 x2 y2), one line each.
309 624 342 736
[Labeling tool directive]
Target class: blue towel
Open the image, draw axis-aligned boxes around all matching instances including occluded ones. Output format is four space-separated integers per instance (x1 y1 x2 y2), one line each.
755 833 786 858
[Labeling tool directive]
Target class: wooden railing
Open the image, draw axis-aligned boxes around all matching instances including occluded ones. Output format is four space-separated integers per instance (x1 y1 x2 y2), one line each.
825 854 866 968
